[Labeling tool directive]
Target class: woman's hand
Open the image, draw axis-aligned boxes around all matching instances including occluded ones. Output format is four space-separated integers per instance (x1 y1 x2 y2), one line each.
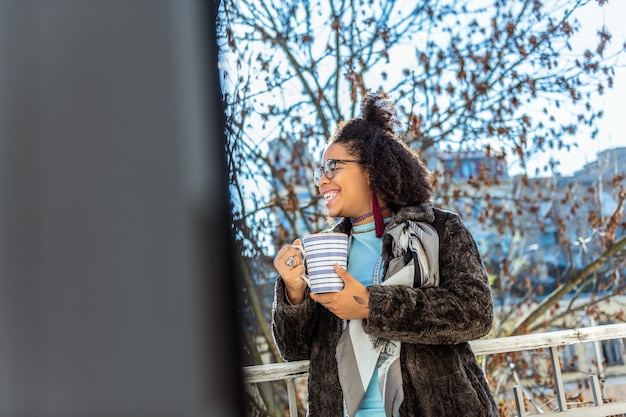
273 239 307 304
310 264 370 320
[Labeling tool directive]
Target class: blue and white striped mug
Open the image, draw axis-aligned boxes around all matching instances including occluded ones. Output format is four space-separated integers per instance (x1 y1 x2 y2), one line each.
298 232 348 293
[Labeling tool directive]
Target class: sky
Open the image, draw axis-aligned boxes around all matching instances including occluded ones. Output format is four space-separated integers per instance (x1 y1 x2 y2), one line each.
519 0 626 177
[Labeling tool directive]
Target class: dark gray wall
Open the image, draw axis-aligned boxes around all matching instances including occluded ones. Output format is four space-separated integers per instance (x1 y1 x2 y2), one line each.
0 1 242 416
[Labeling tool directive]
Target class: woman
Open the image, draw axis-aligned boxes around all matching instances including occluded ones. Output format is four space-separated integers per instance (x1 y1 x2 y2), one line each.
272 91 498 417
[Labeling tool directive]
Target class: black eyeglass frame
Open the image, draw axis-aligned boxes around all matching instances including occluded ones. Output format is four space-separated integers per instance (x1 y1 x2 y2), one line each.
313 159 361 185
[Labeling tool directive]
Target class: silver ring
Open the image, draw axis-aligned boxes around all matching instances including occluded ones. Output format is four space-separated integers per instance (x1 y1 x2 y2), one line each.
286 256 297 268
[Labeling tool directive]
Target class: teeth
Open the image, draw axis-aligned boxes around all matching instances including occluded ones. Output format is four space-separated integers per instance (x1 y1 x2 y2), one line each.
324 192 337 201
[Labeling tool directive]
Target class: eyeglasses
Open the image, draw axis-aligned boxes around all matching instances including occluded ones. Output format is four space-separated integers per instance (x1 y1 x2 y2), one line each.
313 159 361 185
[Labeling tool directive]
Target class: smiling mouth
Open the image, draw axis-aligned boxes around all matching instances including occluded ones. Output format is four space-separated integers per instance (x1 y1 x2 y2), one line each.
323 192 338 202
323 192 338 207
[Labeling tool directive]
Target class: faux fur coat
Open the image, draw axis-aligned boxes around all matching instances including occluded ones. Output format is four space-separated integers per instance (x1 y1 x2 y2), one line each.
271 204 498 417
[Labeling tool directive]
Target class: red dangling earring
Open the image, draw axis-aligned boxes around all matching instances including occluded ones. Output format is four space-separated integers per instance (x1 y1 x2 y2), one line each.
372 193 384 238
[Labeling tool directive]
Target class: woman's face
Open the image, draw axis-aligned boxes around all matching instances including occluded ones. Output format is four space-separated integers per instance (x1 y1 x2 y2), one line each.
317 143 372 219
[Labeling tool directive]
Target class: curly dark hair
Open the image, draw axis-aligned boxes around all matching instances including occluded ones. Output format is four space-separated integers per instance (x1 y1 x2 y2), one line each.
328 91 433 210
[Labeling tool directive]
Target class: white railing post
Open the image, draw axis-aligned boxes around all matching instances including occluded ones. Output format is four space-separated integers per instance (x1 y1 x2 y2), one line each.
590 374 604 406
549 346 567 411
286 378 298 417
514 385 527 416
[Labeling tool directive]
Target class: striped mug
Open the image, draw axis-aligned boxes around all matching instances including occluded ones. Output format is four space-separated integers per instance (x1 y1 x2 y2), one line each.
298 232 348 293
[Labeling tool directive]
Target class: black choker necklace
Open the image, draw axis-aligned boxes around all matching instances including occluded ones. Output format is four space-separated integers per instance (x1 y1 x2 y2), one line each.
350 205 389 224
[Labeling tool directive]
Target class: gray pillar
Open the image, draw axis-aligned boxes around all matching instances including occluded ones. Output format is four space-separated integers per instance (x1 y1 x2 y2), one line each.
0 1 242 416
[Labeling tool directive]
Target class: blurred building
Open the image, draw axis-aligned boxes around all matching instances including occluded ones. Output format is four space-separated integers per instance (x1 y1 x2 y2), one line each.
427 146 625 299
431 146 626 377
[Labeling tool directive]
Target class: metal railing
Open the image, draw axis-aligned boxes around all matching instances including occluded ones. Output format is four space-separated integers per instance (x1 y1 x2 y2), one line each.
243 323 626 417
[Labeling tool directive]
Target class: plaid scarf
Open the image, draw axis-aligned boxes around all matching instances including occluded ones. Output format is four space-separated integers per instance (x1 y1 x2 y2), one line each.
336 221 439 417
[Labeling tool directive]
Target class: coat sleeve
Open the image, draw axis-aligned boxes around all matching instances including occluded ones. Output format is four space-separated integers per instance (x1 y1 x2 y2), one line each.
270 276 318 361
363 212 493 345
